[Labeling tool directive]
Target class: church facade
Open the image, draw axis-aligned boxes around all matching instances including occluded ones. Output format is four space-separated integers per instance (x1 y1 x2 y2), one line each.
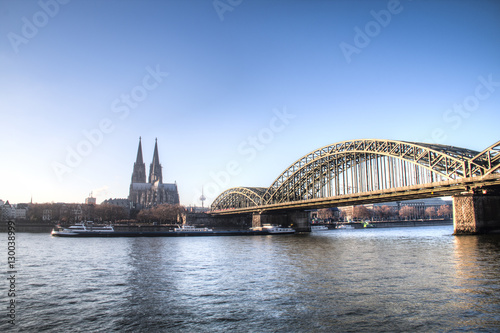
128 138 180 208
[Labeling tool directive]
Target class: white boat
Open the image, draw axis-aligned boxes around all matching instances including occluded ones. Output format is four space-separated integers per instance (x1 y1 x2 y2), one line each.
311 225 329 231
51 222 114 237
173 225 213 232
251 224 295 234
336 224 355 229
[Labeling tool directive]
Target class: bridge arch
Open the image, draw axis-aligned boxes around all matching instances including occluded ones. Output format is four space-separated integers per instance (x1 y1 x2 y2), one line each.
262 139 487 204
210 187 266 211
211 139 500 210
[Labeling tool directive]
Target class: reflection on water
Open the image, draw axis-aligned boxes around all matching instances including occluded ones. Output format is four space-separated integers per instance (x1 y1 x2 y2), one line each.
452 236 500 331
1 226 500 332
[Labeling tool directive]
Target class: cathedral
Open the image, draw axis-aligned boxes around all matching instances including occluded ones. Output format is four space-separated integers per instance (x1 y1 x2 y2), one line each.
128 138 180 208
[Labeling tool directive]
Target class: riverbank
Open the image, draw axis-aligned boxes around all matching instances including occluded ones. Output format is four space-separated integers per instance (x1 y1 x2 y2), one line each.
338 219 453 229
0 221 181 233
0 221 55 233
1 219 453 233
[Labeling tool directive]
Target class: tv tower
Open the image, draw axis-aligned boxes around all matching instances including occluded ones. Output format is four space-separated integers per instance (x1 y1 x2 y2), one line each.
199 187 206 208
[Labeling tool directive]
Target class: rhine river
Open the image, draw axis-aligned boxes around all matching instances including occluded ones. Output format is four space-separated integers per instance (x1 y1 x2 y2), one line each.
2 225 500 332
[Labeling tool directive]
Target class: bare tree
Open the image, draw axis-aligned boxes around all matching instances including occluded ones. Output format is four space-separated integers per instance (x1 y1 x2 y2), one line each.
317 208 336 221
437 205 452 218
137 204 185 224
94 204 128 222
399 206 416 220
137 209 153 223
425 207 436 220
375 205 397 221
352 205 371 221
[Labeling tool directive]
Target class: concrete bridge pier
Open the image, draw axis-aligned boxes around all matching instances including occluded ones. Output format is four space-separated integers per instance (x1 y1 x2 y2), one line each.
453 187 500 235
287 211 310 232
252 212 288 228
252 212 265 228
252 210 310 232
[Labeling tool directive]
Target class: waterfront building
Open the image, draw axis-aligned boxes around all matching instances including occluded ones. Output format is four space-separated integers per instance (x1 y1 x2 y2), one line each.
43 209 52 221
101 198 132 210
336 198 452 222
0 201 28 221
128 138 180 209
1 200 14 220
15 203 28 219
85 194 96 205
185 206 211 213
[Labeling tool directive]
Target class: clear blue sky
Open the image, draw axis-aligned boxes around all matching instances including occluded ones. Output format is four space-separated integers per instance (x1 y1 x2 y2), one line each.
1 0 499 206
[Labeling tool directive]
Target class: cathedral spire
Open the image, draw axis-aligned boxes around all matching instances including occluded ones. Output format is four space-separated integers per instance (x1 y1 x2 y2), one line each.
136 136 144 164
149 138 163 184
131 137 146 183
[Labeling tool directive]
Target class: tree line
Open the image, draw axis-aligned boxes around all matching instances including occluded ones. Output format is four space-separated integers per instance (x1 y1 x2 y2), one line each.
317 204 452 222
24 203 185 224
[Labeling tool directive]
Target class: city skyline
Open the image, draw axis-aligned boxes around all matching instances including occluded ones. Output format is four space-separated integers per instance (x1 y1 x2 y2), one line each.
1 0 499 205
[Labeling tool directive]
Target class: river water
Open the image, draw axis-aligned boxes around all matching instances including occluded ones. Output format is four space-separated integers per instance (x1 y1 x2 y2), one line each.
1 225 500 332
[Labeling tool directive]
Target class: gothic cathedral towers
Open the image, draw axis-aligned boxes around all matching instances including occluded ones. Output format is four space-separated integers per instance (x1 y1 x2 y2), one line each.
128 138 180 208
131 137 146 183
148 139 163 184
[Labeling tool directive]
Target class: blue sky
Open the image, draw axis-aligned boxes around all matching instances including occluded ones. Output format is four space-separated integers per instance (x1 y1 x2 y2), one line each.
1 0 499 206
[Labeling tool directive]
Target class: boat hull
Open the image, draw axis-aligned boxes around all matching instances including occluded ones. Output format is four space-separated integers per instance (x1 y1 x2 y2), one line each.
51 229 295 237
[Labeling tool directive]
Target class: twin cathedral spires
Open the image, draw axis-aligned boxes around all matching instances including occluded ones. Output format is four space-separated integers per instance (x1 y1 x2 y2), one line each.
129 137 179 208
131 137 163 184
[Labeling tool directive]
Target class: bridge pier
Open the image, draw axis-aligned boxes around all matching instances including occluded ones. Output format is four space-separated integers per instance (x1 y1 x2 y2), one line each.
252 212 288 228
252 211 310 232
252 212 263 228
453 187 500 235
288 211 310 232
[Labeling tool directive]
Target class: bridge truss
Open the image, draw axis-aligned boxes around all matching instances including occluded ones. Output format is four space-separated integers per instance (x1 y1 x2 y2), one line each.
211 187 267 210
211 139 500 212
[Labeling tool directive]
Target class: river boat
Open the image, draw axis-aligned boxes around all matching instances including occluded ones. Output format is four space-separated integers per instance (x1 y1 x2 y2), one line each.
51 223 295 237
174 225 213 232
250 224 296 234
311 225 329 231
51 223 115 237
336 224 355 230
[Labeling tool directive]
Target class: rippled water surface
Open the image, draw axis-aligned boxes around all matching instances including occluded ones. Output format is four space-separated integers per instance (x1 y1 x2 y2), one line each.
2 226 500 332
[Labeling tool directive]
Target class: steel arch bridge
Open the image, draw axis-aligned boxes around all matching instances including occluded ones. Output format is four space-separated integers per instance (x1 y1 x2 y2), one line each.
212 187 267 210
211 139 500 212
